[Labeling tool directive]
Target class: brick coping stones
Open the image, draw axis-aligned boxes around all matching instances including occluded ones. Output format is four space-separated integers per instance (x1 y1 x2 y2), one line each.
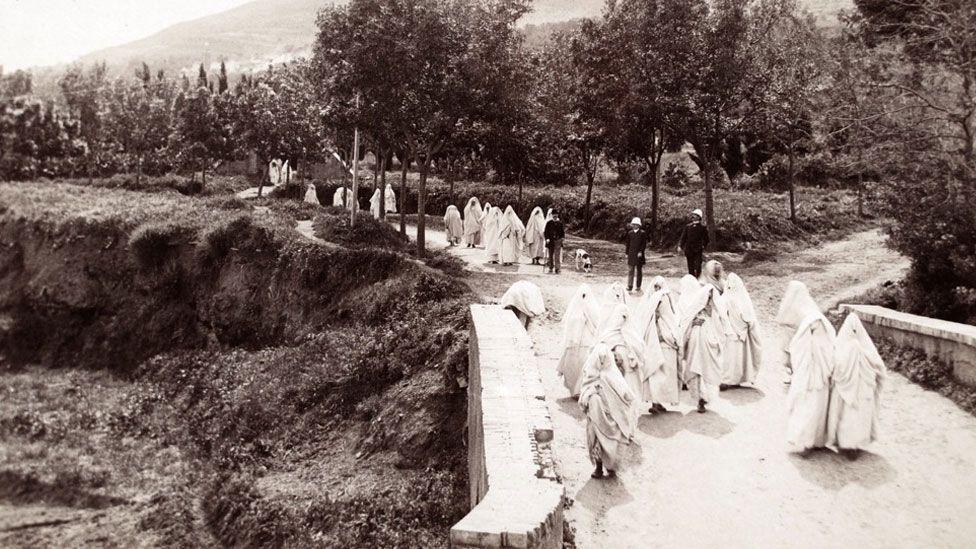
450 305 564 548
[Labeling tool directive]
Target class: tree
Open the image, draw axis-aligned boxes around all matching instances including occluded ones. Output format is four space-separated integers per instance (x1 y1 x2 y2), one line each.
218 61 229 94
754 2 826 221
59 63 108 183
1 69 34 99
197 64 209 90
313 0 531 256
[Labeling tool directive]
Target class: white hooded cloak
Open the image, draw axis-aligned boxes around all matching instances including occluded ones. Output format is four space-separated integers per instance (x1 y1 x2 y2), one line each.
598 303 648 406
498 206 525 264
524 207 547 260
369 189 382 218
558 284 601 395
444 205 464 244
304 184 320 206
579 343 638 469
639 276 682 406
500 280 546 321
722 273 763 385
384 183 397 213
777 280 836 452
463 197 484 246
483 207 503 262
827 313 886 451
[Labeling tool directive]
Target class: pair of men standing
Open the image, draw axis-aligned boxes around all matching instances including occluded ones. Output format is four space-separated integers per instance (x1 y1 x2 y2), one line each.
625 209 709 292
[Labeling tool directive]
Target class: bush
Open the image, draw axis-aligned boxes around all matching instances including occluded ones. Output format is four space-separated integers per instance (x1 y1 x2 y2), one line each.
313 210 409 251
883 160 976 324
877 339 976 416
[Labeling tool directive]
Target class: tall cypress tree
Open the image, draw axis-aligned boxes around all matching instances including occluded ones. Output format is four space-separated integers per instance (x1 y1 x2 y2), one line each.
197 64 208 90
218 61 229 94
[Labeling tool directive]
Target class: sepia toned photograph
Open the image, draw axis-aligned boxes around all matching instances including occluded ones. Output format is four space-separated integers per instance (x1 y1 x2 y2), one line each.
1 0 974 547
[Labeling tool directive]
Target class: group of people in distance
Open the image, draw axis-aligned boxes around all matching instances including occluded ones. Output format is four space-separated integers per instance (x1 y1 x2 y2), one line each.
561 264 886 479
328 184 398 218
446 198 567 273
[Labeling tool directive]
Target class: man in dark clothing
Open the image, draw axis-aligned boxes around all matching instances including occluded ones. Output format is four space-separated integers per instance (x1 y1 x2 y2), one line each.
544 209 565 274
678 208 709 277
625 217 648 292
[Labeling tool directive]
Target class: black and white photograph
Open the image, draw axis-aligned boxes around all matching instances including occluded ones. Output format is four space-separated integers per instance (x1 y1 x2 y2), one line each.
1 0 975 547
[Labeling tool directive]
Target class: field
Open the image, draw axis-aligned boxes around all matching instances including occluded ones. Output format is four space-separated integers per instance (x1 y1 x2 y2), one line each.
0 181 472 547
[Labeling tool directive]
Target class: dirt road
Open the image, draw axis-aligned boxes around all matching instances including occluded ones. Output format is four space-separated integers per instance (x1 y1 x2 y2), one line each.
413 225 976 549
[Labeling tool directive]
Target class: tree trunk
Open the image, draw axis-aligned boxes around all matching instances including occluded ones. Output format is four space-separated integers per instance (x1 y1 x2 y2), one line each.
518 173 523 210
399 155 409 236
703 159 717 251
378 153 387 221
417 155 430 258
137 154 143 186
788 147 797 222
651 167 659 235
857 170 864 217
201 156 207 187
584 170 595 231
257 163 268 198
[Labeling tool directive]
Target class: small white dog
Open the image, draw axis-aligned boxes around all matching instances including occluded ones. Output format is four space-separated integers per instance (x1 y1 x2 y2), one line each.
574 249 592 273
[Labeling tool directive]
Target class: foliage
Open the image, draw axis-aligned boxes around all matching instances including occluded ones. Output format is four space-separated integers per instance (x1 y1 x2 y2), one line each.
876 339 976 416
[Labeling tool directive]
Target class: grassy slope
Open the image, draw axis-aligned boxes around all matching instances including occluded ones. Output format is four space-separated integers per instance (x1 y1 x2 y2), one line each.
0 182 471 547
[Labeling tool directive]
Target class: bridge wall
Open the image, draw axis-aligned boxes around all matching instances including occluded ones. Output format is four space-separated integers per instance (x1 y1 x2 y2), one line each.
450 304 564 548
840 304 976 386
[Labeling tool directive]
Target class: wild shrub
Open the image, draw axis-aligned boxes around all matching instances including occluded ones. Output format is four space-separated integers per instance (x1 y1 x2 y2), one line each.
129 221 194 270
876 339 976 416
313 210 409 250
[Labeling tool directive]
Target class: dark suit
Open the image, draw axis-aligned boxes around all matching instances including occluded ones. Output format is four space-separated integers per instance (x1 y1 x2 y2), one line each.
625 228 648 290
679 221 709 277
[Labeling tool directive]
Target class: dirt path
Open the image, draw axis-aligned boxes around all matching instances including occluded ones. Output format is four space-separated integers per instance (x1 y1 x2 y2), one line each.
412 224 976 549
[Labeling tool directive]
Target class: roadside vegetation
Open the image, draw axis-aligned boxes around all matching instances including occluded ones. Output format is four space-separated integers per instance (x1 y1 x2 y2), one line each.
0 181 471 546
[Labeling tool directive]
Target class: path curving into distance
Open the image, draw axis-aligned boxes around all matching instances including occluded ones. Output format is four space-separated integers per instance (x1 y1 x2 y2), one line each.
408 222 976 549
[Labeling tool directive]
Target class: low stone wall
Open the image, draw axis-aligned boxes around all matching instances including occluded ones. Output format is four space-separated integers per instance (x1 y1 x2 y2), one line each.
840 304 976 386
451 305 564 549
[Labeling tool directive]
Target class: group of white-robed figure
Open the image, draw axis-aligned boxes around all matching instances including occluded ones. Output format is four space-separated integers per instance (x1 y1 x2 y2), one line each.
560 262 886 478
327 184 398 218
443 197 551 265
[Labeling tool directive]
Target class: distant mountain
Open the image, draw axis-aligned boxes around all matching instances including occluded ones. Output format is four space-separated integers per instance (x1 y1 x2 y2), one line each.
61 0 853 77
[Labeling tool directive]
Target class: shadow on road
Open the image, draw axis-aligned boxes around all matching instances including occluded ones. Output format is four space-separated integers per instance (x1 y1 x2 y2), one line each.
789 449 896 491
638 409 735 440
721 386 765 406
575 475 635 516
557 396 585 421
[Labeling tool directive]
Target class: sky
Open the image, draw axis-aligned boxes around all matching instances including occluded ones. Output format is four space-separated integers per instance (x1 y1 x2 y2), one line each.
0 0 254 71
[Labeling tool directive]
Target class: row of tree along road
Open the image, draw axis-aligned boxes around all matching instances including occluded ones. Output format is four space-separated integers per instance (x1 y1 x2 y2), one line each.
1 0 974 322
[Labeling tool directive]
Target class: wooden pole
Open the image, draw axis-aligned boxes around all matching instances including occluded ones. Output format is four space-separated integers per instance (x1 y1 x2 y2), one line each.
351 94 361 226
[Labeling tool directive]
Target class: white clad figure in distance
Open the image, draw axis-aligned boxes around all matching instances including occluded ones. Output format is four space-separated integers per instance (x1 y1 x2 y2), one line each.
498 206 525 266
776 281 835 453
639 276 682 412
500 280 546 329
384 183 397 213
369 188 382 219
462 197 484 248
827 313 886 459
443 205 464 246
524 207 548 265
303 183 320 206
578 343 638 479
679 274 728 413
483 206 504 264
597 303 648 418
722 272 763 387
558 284 602 396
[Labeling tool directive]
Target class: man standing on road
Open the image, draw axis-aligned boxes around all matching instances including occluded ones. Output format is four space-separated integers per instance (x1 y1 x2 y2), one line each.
625 217 648 293
679 209 709 278
544 209 565 274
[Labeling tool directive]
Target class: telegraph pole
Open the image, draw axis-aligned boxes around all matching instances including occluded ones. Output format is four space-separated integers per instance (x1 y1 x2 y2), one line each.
350 94 361 226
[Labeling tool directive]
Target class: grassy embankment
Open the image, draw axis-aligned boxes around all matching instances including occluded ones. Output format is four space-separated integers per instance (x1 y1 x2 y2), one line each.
0 182 472 547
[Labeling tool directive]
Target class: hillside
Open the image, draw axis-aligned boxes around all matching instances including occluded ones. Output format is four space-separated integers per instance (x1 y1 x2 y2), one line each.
68 0 852 76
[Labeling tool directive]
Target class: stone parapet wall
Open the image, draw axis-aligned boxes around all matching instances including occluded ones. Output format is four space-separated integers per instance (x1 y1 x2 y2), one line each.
451 305 564 548
840 304 976 386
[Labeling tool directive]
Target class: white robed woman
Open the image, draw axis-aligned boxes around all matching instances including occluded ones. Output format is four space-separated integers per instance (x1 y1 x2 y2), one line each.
602 282 629 308
524 207 547 265
827 313 886 458
679 274 729 413
369 189 382 218
776 281 836 453
578 343 638 479
722 273 763 387
462 197 484 248
483 206 504 264
499 280 546 329
498 206 525 266
384 183 397 213
333 187 351 208
558 284 601 396
443 205 464 246
598 303 648 413
639 276 682 412
303 184 320 206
